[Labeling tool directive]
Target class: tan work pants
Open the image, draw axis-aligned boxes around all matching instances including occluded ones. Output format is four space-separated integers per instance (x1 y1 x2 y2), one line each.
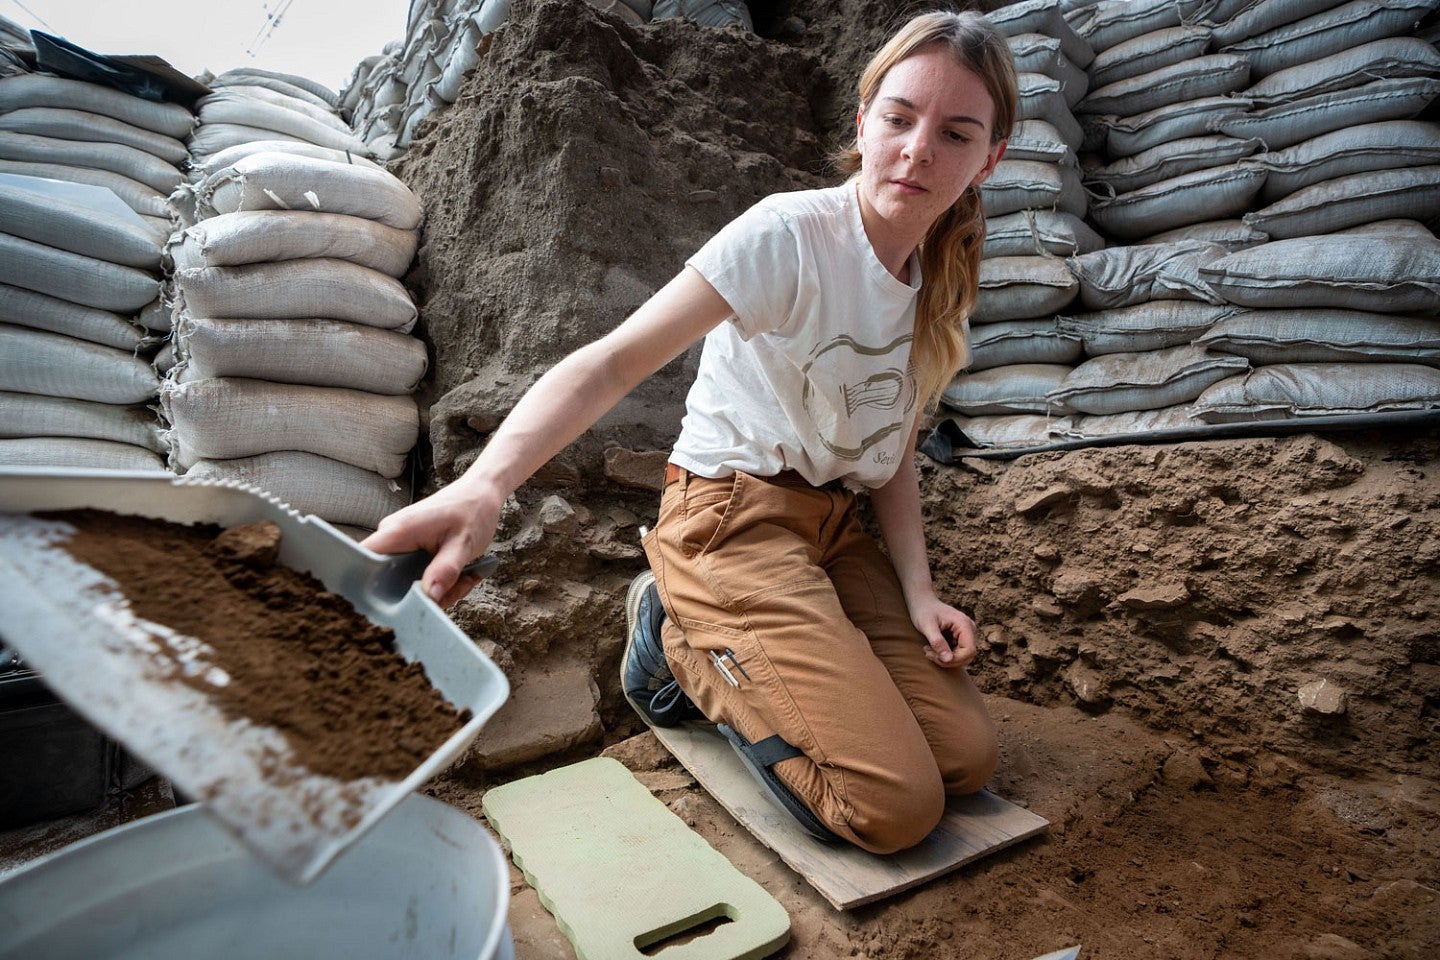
642 468 997 854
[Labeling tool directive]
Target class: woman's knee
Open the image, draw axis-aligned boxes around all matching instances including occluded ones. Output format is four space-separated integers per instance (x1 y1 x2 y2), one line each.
841 767 947 854
940 723 999 796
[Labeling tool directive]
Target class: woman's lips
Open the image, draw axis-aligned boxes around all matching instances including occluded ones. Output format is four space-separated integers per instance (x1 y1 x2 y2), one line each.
891 179 925 194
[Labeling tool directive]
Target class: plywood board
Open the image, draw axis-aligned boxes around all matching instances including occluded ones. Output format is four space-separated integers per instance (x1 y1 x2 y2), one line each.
483 757 791 960
651 722 1049 911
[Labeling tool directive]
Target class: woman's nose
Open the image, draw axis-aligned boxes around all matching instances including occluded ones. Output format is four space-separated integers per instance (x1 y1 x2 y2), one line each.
902 130 933 166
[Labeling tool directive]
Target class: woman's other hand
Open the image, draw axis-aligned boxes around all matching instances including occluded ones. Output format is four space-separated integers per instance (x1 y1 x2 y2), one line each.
909 593 978 669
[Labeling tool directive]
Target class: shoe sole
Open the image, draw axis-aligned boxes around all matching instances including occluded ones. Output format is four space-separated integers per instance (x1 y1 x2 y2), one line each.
621 570 658 724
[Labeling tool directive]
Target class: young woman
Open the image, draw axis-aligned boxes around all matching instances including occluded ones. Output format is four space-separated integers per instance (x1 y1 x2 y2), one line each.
363 10 1016 854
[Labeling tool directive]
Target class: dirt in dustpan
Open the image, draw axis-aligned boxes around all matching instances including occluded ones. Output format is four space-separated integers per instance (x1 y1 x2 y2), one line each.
39 509 468 781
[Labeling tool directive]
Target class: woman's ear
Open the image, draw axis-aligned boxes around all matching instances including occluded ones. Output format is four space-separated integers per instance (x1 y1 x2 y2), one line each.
855 106 866 143
971 139 1007 188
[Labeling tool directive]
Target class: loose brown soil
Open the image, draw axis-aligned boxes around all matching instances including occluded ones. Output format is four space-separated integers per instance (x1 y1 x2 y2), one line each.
45 511 466 780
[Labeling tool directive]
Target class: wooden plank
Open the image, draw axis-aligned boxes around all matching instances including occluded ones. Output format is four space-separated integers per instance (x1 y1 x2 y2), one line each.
651 722 1049 911
483 757 791 960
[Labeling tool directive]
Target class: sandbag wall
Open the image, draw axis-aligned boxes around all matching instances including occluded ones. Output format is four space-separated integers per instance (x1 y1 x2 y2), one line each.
0 70 191 472
342 0 745 159
160 149 428 531
938 0 1440 454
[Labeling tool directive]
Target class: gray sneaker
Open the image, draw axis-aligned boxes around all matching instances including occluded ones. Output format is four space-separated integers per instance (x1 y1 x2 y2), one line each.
622 571 699 727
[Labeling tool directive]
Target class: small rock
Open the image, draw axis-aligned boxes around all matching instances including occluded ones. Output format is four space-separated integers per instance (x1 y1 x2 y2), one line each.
529 459 581 488
1032 544 1060 562
536 494 578 535
604 447 670 491
1298 678 1348 716
1161 750 1213 791
1015 485 1072 515
1292 933 1380 960
1066 662 1111 708
1052 570 1104 611
1032 597 1065 619
206 521 281 567
1117 583 1190 610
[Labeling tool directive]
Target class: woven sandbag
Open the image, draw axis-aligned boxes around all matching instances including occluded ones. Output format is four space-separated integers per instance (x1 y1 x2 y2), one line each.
1207 0 1346 46
974 256 1080 323
1242 38 1440 108
1073 0 1206 53
0 159 169 218
1088 25 1211 89
1144 219 1268 250
185 123 311 163
1077 54 1249 117
212 67 339 108
984 210 1104 258
1221 0 1435 80
0 131 182 194
1218 77 1440 152
1058 404 1202 440
1015 73 1085 148
0 107 189 164
1334 219 1436 240
198 86 350 134
1006 34 1088 107
937 413 1063 449
1243 166 1440 240
1104 96 1250 158
161 377 417 478
1196 309 1440 366
0 233 159 313
1255 121 1440 203
0 437 166 471
1057 302 1241 356
1050 343 1250 415
173 260 417 330
0 284 148 350
200 152 423 230
0 391 164 450
185 451 409 529
1199 236 1440 314
187 139 385 178
170 210 417 278
1085 135 1262 194
173 316 428 394
0 325 159 403
980 159 1086 219
0 181 162 269
1088 163 1267 241
1004 120 1073 164
209 74 335 114
0 74 194 138
942 363 1073 415
197 96 368 154
1070 241 1228 310
1189 363 1440 422
433 19 486 104
987 0 1094 67
137 297 172 333
969 319 1084 372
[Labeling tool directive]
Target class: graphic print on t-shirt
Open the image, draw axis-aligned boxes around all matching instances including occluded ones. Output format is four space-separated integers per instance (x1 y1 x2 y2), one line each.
799 333 917 462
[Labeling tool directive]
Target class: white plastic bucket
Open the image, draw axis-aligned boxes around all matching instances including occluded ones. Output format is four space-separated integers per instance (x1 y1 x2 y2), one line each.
0 793 515 960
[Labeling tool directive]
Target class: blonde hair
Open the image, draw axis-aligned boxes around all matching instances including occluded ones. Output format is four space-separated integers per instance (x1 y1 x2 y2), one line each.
836 11 1018 409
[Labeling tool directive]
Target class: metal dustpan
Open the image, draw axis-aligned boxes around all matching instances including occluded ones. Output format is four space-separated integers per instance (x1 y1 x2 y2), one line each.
0 467 509 885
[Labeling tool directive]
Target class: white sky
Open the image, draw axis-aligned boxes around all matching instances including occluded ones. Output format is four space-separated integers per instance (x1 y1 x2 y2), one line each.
6 0 409 94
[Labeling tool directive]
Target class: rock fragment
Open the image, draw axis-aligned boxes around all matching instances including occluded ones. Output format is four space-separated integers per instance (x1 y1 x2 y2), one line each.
1298 679 1348 716
604 447 669 491
1118 583 1190 610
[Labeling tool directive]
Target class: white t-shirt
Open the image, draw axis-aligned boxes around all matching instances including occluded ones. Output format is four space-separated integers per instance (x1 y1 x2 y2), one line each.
670 182 923 489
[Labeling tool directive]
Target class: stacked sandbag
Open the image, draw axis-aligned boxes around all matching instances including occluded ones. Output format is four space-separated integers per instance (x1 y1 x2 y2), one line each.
1070 0 1268 244
186 66 363 173
160 150 427 529
0 179 167 470
937 3 1096 448
0 14 32 76
0 73 192 236
1186 228 1440 423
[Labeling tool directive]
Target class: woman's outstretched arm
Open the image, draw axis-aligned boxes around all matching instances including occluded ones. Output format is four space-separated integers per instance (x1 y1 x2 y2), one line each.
361 266 734 605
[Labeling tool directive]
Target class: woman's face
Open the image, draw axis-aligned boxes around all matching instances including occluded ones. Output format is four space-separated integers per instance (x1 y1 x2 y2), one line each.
856 45 1006 243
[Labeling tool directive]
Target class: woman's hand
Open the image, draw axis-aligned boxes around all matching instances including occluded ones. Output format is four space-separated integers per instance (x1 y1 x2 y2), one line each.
360 478 503 607
908 592 978 669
